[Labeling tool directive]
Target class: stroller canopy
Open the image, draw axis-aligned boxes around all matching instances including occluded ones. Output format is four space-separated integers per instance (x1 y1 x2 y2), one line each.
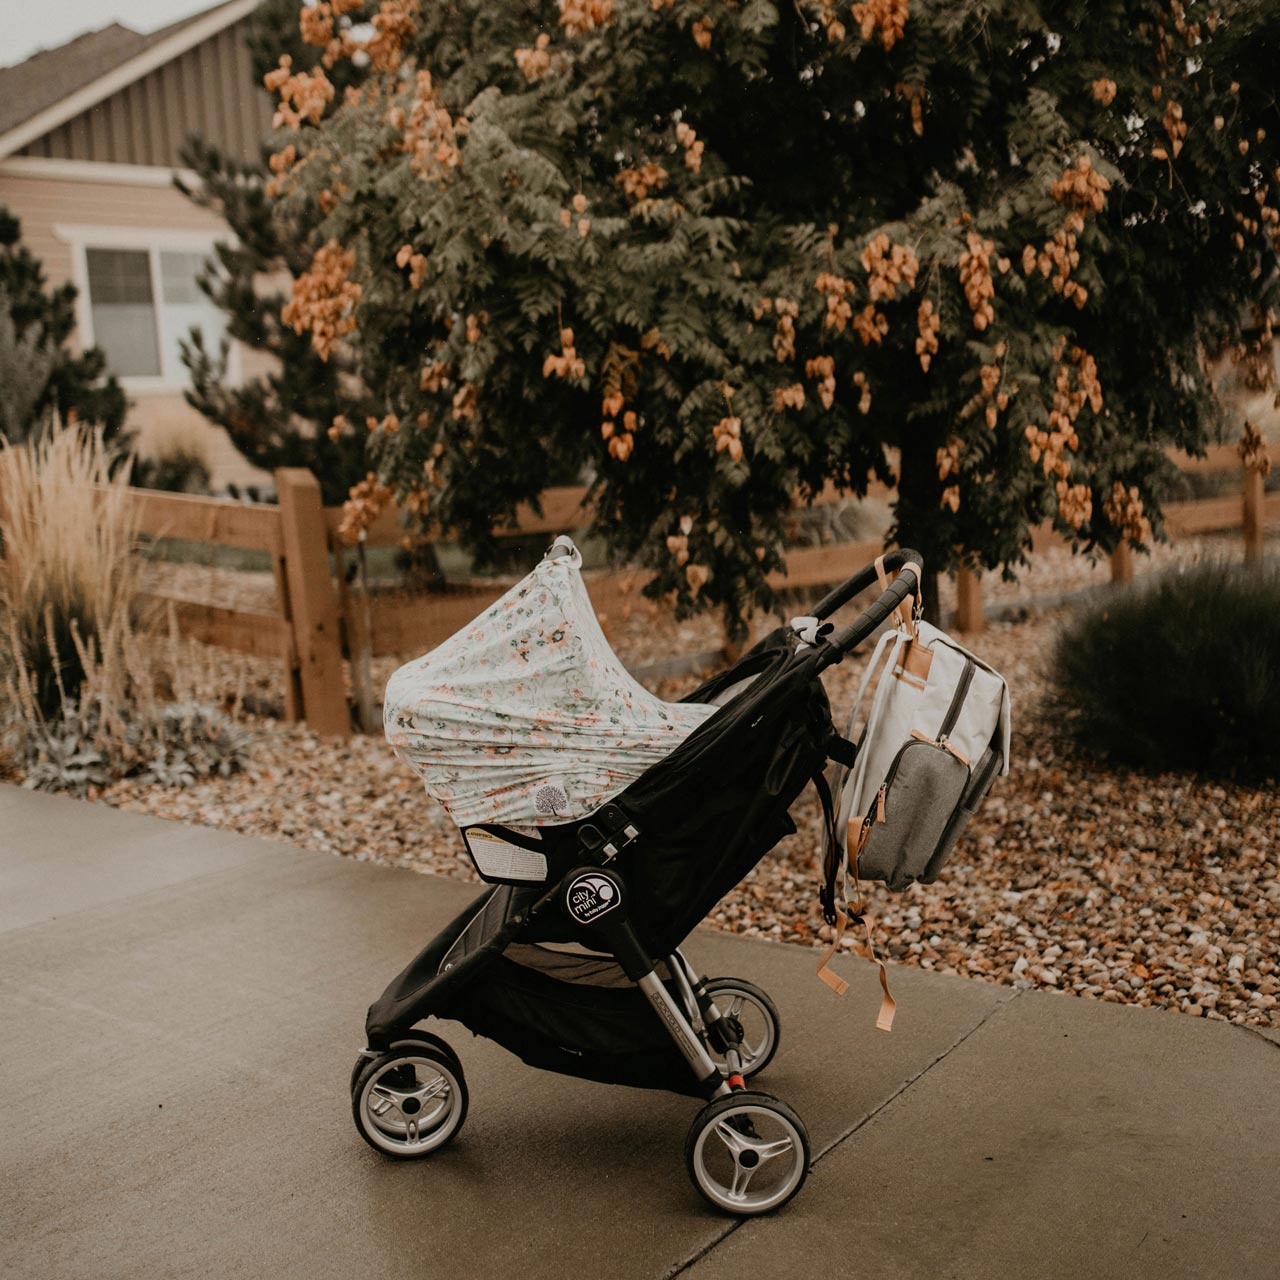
384 540 715 827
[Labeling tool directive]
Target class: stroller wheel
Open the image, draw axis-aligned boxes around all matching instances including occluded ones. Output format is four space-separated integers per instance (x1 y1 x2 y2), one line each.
349 1030 461 1097
352 1044 468 1159
703 978 780 1079
685 1091 809 1216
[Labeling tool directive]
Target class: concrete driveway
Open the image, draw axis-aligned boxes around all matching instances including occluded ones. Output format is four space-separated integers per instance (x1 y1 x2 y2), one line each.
1 785 1276 1279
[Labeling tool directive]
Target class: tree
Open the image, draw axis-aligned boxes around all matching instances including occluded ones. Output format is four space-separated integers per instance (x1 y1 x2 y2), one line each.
261 0 1280 625
0 208 126 443
177 0 370 504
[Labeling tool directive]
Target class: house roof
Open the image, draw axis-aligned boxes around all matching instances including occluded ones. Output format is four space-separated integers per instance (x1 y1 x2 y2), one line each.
0 0 259 159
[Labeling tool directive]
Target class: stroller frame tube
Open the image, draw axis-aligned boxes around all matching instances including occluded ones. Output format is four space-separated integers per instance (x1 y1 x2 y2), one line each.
562 866 731 1098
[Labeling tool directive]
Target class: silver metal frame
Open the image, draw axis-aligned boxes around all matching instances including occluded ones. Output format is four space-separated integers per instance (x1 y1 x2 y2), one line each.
636 972 733 1098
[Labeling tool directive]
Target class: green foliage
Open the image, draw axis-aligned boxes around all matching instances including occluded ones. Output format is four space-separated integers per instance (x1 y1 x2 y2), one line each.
262 0 1280 628
0 209 126 443
10 699 251 797
176 0 371 505
133 445 212 496
1053 563 1280 779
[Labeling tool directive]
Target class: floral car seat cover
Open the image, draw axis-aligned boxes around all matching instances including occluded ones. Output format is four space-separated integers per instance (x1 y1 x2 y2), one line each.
384 542 715 827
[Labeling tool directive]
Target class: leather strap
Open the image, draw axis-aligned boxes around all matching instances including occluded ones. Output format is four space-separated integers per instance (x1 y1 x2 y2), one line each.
874 552 917 638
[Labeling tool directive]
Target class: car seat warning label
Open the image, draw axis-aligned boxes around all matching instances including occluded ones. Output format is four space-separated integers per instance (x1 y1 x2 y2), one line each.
566 873 621 925
463 828 549 882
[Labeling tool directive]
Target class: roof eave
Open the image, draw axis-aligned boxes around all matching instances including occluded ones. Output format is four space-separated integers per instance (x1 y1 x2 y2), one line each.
0 0 261 161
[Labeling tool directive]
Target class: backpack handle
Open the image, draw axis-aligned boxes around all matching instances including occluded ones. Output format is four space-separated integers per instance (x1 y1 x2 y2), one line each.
816 549 923 666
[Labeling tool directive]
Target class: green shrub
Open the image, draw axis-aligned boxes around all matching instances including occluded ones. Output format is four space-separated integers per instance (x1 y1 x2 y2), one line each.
1052 562 1280 778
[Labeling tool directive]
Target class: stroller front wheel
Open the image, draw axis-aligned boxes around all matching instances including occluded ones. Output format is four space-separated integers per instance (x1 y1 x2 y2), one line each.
703 978 780 1079
352 1044 468 1159
349 1029 462 1097
685 1091 810 1216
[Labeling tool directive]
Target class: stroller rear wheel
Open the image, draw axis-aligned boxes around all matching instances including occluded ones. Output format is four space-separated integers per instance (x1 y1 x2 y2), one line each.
352 1044 468 1159
684 1091 809 1216
703 978 780 1079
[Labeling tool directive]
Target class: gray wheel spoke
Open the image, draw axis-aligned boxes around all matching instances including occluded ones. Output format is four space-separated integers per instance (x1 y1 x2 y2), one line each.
714 1121 749 1156
753 1136 794 1163
729 1159 757 1201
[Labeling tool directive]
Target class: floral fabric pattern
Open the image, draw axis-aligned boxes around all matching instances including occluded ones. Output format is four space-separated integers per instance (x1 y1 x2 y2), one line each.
385 542 715 827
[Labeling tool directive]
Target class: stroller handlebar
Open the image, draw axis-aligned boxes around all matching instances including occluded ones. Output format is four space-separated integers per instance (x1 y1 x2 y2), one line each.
815 548 923 665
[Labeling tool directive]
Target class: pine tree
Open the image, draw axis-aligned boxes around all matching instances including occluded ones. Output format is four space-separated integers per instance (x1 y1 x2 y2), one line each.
177 0 370 503
260 0 1280 624
0 208 126 443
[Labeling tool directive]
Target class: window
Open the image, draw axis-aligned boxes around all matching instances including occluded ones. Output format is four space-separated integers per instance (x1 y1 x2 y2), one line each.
73 233 230 387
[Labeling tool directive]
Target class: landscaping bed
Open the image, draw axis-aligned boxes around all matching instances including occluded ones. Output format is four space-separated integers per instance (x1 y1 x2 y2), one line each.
96 590 1279 1031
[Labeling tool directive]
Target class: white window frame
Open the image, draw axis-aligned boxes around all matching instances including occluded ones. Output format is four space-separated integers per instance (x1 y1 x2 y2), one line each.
54 223 242 394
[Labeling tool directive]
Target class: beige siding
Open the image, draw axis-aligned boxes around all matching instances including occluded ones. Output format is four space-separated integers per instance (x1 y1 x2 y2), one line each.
0 170 272 492
19 20 273 168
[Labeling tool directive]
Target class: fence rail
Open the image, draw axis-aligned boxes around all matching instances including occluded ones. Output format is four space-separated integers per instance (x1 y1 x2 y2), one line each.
92 446 1275 735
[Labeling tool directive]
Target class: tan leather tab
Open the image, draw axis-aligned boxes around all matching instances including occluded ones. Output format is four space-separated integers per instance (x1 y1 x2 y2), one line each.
816 908 850 996
874 553 890 593
899 639 933 684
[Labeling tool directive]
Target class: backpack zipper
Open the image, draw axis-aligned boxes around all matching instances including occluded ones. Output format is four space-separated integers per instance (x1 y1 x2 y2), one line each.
937 658 975 745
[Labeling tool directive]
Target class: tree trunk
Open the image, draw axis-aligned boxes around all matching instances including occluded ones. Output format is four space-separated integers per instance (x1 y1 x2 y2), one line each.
895 426 946 627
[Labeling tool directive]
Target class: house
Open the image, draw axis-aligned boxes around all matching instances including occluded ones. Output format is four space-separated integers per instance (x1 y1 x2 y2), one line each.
0 0 273 488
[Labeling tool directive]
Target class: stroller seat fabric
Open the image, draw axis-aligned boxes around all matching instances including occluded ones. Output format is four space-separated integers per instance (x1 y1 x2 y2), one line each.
384 541 715 827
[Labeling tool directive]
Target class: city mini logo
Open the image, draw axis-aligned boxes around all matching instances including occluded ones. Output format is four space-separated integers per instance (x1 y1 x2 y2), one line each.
566 873 621 925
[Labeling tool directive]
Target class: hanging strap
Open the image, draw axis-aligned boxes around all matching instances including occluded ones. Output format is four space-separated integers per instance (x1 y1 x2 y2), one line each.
815 822 897 1032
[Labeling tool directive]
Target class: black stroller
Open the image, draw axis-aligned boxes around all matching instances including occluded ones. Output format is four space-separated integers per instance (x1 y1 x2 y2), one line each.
351 540 922 1215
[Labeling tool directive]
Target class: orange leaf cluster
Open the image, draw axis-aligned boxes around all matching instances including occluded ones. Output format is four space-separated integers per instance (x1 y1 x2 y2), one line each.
395 243 428 289
1021 210 1088 309
365 413 400 435
958 232 996 331
685 563 711 595
675 121 704 173
1091 78 1117 106
772 298 799 362
862 232 918 303
419 360 448 392
815 272 854 332
282 239 361 361
713 415 743 461
616 163 668 201
852 370 871 414
543 327 586 380
602 410 639 460
1056 482 1092 530
1153 100 1187 162
854 304 888 346
774 383 806 412
338 472 393 545
264 55 335 129
941 485 960 512
1238 420 1273 477
365 0 417 74
851 0 908 51
452 383 477 421
895 83 924 136
805 355 836 409
559 0 615 37
465 312 487 343
936 439 961 481
814 0 846 42
515 33 552 82
1103 482 1151 545
691 18 714 49
1050 155 1111 213
403 70 462 178
915 299 939 370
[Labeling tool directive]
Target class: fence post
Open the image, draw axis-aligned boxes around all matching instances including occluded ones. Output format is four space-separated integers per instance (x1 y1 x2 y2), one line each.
276 468 349 737
1110 541 1133 584
1243 466 1264 565
954 565 984 633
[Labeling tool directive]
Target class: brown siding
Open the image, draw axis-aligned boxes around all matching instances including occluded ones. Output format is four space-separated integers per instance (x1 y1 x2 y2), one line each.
17 17 273 167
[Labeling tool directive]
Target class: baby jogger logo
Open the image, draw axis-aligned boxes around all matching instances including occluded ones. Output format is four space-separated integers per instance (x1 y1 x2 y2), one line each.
565 872 623 925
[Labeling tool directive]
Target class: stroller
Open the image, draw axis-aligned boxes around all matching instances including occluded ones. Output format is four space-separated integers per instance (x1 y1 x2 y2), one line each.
351 537 922 1215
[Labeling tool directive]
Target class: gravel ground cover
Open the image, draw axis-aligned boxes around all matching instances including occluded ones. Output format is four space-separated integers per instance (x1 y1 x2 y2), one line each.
96 576 1278 1030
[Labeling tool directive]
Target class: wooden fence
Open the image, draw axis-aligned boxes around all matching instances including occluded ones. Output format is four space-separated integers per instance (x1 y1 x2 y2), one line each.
124 448 1273 736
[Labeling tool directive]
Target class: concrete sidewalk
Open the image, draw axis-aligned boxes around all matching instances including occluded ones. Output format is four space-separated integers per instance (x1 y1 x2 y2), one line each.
1 786 1276 1279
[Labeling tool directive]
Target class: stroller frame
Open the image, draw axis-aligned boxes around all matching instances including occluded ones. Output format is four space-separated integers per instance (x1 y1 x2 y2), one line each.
351 547 923 1215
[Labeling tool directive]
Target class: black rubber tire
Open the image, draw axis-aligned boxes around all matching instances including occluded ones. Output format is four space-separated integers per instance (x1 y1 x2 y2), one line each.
703 978 781 1079
684 1090 810 1216
352 1045 468 1160
349 1029 461 1097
